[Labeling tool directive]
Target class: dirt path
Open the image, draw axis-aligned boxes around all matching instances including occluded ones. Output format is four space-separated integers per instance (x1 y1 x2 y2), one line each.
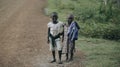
0 0 84 67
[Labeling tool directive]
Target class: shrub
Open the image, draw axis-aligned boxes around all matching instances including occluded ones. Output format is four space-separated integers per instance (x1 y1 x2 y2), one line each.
103 25 120 40
80 22 120 40
47 0 120 40
73 6 94 22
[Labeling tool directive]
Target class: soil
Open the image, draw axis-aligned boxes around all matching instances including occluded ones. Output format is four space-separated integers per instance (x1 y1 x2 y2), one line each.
0 0 84 67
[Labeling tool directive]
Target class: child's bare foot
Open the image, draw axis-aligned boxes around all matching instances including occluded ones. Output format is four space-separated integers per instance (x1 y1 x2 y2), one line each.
50 59 56 63
58 60 62 64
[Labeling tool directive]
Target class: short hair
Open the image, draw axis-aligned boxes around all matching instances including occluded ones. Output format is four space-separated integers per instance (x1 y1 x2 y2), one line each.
68 14 74 19
51 12 58 18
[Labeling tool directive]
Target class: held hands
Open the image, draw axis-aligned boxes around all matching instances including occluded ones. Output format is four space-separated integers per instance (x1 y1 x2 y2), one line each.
47 33 63 44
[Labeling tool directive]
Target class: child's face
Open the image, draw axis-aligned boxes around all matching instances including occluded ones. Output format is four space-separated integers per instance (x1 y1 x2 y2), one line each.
68 18 73 25
52 16 58 23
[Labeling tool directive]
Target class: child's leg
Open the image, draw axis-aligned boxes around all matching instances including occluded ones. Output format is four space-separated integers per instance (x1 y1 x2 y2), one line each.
50 50 56 63
56 38 62 64
70 50 73 61
66 53 68 61
58 50 62 64
66 39 69 61
73 40 76 52
49 37 56 63
69 41 75 61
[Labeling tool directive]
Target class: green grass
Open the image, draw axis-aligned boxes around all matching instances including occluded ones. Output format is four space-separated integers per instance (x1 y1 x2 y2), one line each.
46 0 120 40
46 0 100 21
76 36 120 67
46 0 120 66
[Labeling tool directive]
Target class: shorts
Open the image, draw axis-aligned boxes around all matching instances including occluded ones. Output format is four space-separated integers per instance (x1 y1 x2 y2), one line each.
49 37 62 51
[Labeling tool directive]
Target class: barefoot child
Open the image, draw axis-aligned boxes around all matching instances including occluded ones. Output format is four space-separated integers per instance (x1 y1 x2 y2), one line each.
63 14 80 61
47 12 64 64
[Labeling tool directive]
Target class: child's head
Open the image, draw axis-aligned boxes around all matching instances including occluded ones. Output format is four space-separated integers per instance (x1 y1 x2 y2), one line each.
67 14 74 25
51 12 58 23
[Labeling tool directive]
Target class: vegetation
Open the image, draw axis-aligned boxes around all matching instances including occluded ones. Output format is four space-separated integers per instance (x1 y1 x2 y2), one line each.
76 37 120 67
47 0 120 40
46 0 120 67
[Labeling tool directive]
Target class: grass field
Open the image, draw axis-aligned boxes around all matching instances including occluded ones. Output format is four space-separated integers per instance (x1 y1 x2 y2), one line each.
76 36 120 67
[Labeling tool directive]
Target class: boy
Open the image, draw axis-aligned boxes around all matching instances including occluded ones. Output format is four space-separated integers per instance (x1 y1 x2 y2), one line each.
47 12 64 64
66 14 80 61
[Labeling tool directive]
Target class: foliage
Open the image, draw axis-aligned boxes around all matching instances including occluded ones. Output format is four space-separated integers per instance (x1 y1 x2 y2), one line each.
47 0 120 40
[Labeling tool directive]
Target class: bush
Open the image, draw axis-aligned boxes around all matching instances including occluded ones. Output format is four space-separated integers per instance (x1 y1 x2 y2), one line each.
80 22 120 40
73 6 94 22
47 0 120 40
103 25 120 40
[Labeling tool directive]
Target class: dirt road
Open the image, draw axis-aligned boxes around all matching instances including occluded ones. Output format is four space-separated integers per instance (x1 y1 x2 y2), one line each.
0 0 83 67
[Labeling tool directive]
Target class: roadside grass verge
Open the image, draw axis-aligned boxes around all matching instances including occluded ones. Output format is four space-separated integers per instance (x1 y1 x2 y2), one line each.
76 36 120 67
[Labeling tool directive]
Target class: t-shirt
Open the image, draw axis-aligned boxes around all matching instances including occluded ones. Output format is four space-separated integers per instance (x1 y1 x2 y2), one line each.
47 21 63 36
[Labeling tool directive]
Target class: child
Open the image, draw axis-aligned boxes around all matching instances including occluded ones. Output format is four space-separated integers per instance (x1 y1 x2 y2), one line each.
62 23 69 61
47 12 64 64
66 14 80 61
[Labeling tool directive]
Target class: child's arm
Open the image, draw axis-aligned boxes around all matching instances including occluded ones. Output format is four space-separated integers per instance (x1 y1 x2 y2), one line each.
61 25 64 42
47 27 50 44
